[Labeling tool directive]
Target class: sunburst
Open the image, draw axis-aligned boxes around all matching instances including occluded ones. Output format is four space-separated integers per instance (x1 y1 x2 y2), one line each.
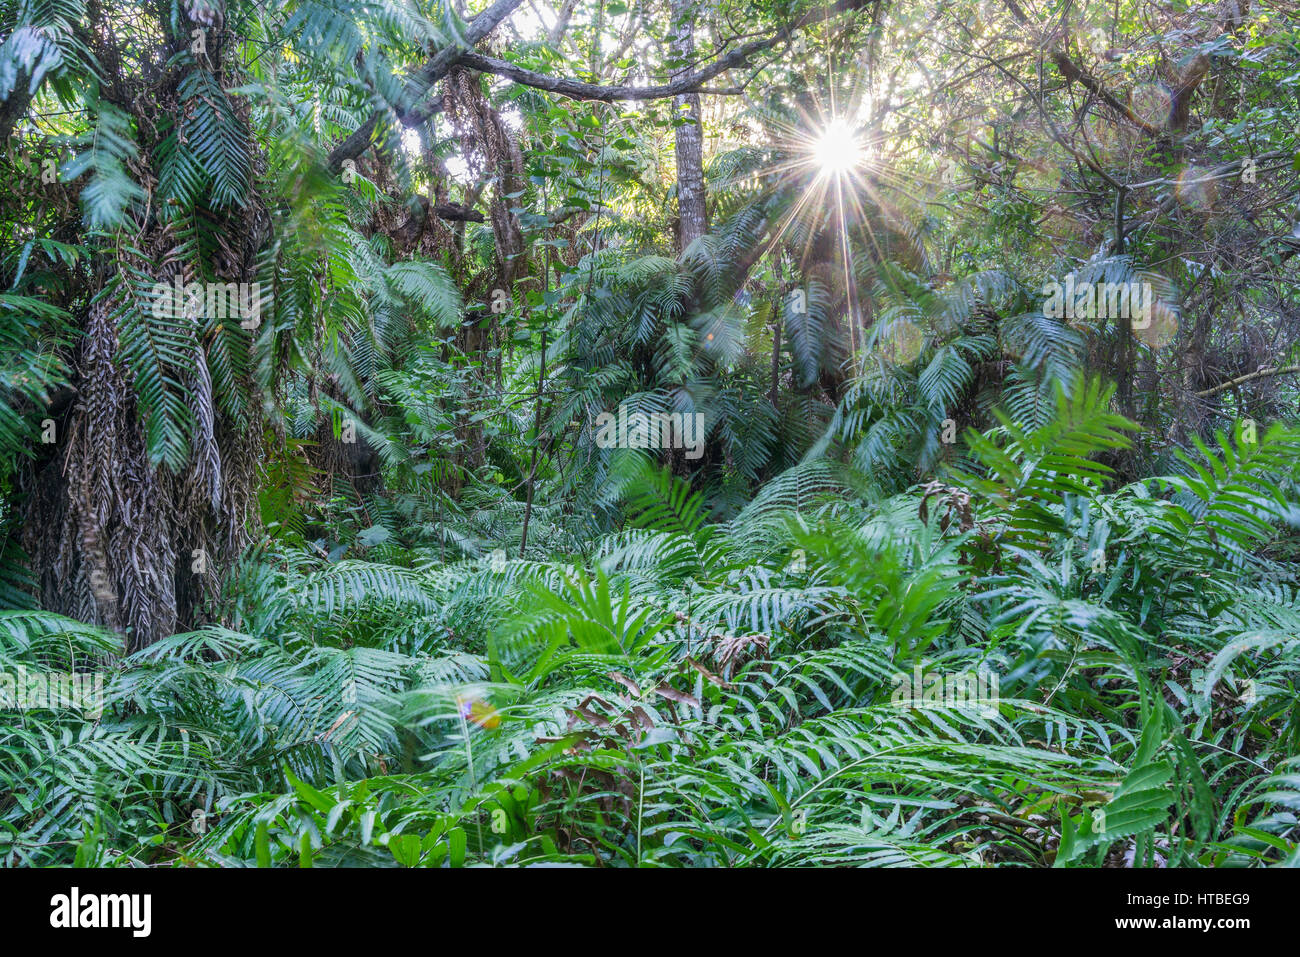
812 117 867 178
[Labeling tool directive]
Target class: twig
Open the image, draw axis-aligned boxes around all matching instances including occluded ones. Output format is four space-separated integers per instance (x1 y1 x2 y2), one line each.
1195 365 1300 398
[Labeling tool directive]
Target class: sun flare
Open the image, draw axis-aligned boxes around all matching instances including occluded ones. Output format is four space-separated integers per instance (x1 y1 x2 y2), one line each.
812 119 865 177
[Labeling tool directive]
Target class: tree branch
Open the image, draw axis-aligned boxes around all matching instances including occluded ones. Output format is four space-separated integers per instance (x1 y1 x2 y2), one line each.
1049 50 1164 137
456 43 747 101
1195 365 1300 398
327 0 526 172
327 0 875 171
461 0 872 100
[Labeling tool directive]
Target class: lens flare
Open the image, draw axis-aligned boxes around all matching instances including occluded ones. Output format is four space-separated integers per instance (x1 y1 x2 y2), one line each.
812 119 864 177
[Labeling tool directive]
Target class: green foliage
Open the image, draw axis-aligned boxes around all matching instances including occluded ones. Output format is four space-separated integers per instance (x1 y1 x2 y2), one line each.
4 387 1300 868
4 0 1300 873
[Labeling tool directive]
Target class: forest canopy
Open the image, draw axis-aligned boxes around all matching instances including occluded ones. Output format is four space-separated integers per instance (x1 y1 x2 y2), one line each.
1 0 1300 869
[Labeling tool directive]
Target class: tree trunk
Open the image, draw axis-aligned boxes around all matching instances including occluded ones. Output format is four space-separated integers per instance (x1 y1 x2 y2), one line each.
670 0 707 253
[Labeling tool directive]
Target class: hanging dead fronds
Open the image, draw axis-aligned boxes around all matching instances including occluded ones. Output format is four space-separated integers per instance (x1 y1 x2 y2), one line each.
442 66 527 289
